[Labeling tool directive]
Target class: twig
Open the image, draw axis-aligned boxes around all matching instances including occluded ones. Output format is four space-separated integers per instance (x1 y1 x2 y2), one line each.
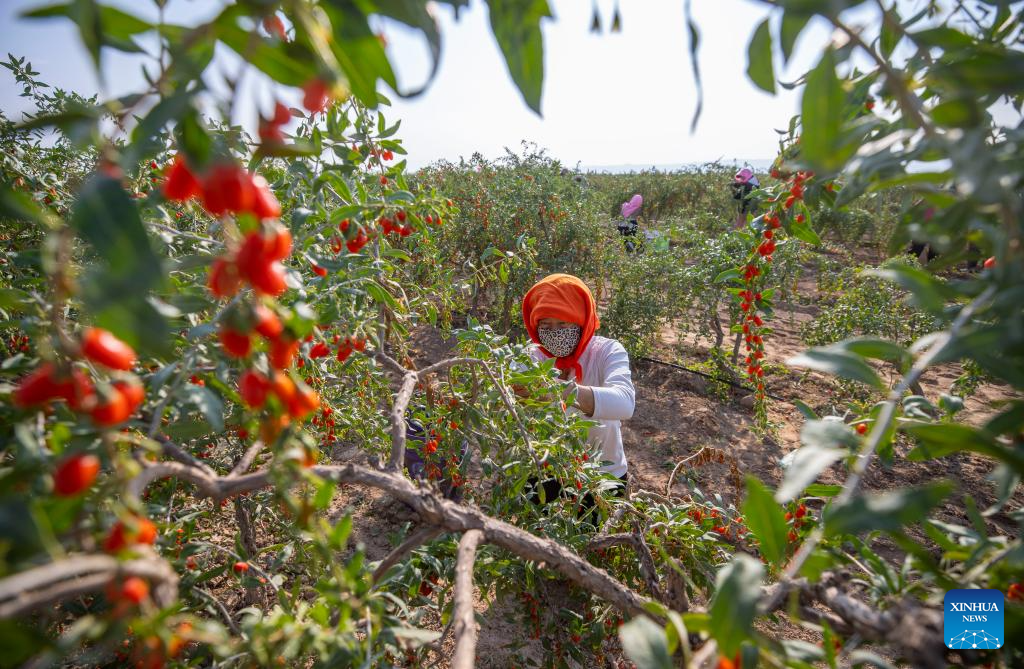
155 433 217 477
230 440 266 477
193 586 241 634
782 286 996 582
451 529 485 669
631 520 664 602
372 526 444 584
665 446 714 496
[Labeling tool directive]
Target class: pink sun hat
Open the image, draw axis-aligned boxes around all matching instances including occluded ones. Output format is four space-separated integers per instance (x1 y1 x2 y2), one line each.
620 194 643 219
734 168 754 184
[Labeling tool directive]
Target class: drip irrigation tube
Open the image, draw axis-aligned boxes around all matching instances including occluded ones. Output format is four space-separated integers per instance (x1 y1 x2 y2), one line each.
637 355 789 403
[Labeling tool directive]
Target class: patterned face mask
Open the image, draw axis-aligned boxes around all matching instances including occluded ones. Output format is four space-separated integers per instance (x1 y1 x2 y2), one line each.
537 325 582 358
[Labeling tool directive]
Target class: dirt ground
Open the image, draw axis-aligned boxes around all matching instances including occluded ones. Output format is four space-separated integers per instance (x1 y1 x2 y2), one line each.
257 254 1021 668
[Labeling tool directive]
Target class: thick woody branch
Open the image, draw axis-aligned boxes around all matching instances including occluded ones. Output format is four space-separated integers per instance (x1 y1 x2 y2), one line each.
0 553 178 619
126 460 654 617
387 373 419 470
451 529 484 669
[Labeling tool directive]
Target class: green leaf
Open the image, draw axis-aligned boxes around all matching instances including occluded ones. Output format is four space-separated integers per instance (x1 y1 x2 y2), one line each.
904 422 1024 474
214 7 315 87
791 399 819 420
24 0 101 74
486 0 552 114
779 11 810 63
714 268 740 283
619 617 672 669
373 0 442 96
930 98 982 128
180 385 225 434
788 346 885 389
364 280 402 312
709 555 763 656
684 0 702 132
0 620 49 666
743 477 789 565
867 264 948 315
824 483 953 536
910 27 975 50
800 50 844 171
124 91 194 167
321 1 397 106
839 337 911 367
70 175 169 353
391 627 442 643
663 610 689 657
746 18 775 93
789 219 822 245
804 483 842 497
777 442 848 503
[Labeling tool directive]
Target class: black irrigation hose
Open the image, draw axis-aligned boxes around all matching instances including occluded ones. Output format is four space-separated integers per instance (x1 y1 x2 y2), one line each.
637 355 790 403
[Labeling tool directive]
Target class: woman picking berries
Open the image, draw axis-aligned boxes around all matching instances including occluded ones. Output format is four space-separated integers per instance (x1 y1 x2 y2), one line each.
520 273 635 498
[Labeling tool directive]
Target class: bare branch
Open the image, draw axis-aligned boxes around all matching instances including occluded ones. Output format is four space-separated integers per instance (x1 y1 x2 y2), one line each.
0 553 178 619
155 433 217 477
128 460 655 618
631 521 664 602
372 526 444 584
451 529 484 669
387 372 419 471
193 586 241 634
231 440 267 477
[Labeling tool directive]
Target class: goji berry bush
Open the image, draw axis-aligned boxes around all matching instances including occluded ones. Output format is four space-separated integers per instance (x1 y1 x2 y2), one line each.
0 2 1023 669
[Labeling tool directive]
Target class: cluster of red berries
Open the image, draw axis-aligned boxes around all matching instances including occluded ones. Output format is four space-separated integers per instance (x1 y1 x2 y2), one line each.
366 147 395 161
379 210 413 237
14 328 145 429
105 515 158 553
784 503 810 544
238 369 319 421
1008 582 1023 601
259 101 292 145
6 332 30 354
337 218 370 254
209 224 292 298
163 155 281 220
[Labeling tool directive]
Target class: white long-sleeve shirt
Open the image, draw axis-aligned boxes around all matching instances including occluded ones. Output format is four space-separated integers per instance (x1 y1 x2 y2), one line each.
529 336 635 477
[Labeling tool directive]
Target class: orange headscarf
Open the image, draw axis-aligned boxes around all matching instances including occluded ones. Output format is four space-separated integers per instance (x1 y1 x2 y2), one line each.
522 273 600 380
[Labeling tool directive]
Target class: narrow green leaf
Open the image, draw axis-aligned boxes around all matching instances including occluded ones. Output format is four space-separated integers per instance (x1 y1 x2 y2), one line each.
777 442 848 503
788 346 885 389
742 477 789 565
486 0 552 114
779 11 810 63
619 616 672 669
746 18 775 93
181 385 224 434
709 555 763 656
800 50 844 170
825 483 953 536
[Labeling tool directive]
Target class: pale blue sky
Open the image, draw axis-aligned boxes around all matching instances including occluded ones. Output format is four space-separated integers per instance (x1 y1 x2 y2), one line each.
0 0 997 171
